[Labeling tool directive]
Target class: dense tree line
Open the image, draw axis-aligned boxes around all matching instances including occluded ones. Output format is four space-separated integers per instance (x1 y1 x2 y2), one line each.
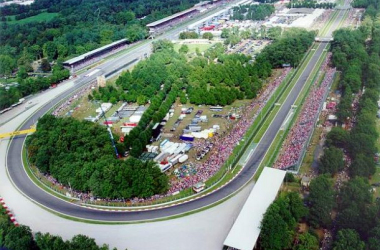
26 115 168 199
260 4 380 249
307 175 335 228
305 2 380 249
257 28 316 68
259 192 315 250
232 4 275 21
0 0 201 65
14 9 43 21
92 41 269 106
0 61 69 110
0 207 116 250
330 12 380 179
179 31 199 39
97 28 315 108
0 0 203 109
286 1 336 9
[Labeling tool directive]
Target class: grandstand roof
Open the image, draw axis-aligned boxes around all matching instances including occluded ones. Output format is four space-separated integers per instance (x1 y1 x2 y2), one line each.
63 38 128 65
223 167 286 250
146 8 197 27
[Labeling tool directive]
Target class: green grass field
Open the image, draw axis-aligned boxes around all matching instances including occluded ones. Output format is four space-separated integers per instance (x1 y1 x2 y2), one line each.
5 12 58 25
173 43 213 54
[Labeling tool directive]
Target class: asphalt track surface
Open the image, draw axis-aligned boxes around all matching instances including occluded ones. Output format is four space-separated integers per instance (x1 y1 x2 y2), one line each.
6 9 346 222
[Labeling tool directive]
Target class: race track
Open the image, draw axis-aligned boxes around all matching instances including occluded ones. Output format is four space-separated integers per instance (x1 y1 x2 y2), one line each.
5 9 347 222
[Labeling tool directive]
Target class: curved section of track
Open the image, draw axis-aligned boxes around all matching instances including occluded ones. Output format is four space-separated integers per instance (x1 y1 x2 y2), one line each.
6 10 346 222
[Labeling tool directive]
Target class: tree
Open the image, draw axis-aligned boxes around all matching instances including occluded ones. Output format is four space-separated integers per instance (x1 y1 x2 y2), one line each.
267 27 282 40
29 44 42 60
35 232 68 250
0 55 16 75
294 232 319 250
287 192 308 222
136 95 147 105
339 177 372 211
336 177 377 237
202 32 213 40
126 24 147 42
284 172 296 182
69 234 99 250
41 58 51 72
348 133 377 158
260 202 292 250
116 11 135 25
27 115 168 199
333 229 365 250
325 127 349 148
179 31 199 39
17 66 28 79
3 225 34 250
336 87 353 121
368 224 380 250
319 147 344 175
43 41 57 61
221 28 230 38
307 175 335 228
57 44 68 59
17 48 33 71
178 44 189 54
152 39 174 53
100 29 114 45
350 153 376 178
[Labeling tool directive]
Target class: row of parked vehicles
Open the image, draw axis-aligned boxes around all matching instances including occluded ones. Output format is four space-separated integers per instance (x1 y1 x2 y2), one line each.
196 142 214 161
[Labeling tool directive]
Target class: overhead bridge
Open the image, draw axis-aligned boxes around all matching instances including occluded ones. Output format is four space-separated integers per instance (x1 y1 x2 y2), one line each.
315 36 334 42
0 126 36 139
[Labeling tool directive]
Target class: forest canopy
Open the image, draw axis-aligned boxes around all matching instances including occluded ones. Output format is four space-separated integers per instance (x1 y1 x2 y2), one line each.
26 115 169 199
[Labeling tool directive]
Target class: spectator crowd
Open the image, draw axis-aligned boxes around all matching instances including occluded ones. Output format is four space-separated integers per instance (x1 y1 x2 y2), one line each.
274 54 336 170
52 81 96 117
168 67 292 193
45 67 292 204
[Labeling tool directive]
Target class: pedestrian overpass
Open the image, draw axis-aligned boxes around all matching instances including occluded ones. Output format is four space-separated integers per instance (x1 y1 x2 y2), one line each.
315 36 334 42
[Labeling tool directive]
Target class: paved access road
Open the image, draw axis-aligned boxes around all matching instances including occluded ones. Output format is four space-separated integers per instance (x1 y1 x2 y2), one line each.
6 8 347 222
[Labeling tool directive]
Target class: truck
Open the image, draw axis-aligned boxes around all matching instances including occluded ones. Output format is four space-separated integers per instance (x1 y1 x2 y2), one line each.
188 126 201 132
180 135 195 142
169 154 183 165
179 154 189 163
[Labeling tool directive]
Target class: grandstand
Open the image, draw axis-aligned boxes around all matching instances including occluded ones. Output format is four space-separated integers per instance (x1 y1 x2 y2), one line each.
146 0 225 34
146 8 200 34
63 39 130 72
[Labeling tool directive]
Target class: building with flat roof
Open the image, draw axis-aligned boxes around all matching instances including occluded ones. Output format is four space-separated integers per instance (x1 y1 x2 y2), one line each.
63 39 129 72
146 8 200 33
223 167 286 250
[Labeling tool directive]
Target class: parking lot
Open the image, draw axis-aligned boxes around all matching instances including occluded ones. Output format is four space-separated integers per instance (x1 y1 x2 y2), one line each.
227 39 270 56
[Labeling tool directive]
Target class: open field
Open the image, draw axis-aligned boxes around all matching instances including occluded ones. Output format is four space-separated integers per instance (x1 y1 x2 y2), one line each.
5 12 59 24
173 43 213 53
